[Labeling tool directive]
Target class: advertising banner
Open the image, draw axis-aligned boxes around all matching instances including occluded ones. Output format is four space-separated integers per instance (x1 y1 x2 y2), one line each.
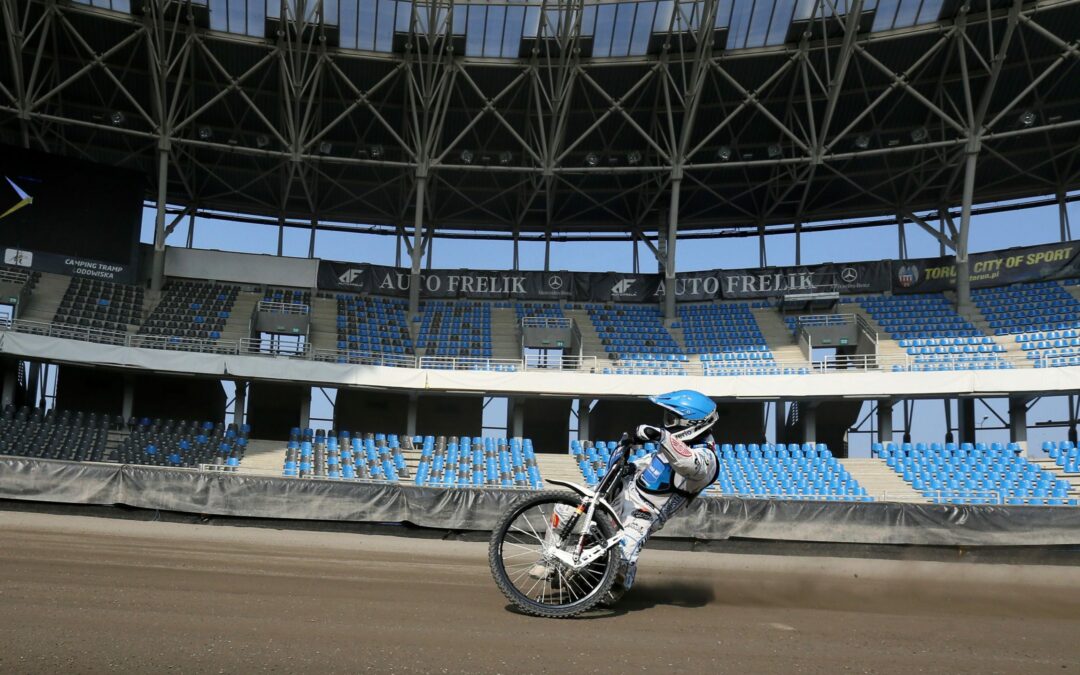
892 242 1080 293
3 247 135 283
719 261 892 299
318 261 574 300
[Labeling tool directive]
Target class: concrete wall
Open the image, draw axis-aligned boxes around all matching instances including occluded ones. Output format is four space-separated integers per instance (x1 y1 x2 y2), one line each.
417 395 483 438
334 389 410 435
521 397 571 453
248 381 308 439
55 365 125 417
165 247 318 287
714 402 766 445
587 399 655 443
129 373 226 423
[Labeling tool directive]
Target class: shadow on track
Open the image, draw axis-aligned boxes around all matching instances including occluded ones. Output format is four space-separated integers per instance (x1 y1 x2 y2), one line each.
504 580 716 619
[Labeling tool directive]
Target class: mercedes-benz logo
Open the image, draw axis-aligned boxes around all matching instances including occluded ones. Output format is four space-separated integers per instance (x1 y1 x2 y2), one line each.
547 275 564 290
840 267 858 283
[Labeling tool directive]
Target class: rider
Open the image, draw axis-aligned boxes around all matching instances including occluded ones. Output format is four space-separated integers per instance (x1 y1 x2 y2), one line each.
532 389 719 601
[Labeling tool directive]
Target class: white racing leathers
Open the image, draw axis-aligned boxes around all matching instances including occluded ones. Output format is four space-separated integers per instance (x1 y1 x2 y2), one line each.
613 427 718 591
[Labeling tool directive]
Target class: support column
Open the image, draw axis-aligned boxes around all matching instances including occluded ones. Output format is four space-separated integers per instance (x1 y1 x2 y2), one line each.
1008 395 1028 456
543 232 551 272
508 398 525 439
121 376 134 423
774 400 787 445
663 176 681 323
577 398 591 442
299 388 311 430
957 397 976 445
407 174 427 322
800 401 817 444
513 230 520 271
1069 394 1078 445
186 211 196 248
794 222 802 265
1058 187 1072 242
955 148 978 315
406 393 418 437
757 220 766 268
2 360 18 409
938 207 948 257
234 380 247 428
150 147 169 291
877 399 893 444
308 214 317 258
896 216 907 259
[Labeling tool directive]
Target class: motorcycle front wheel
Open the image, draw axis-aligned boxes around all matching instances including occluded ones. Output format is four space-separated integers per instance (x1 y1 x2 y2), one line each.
488 491 620 618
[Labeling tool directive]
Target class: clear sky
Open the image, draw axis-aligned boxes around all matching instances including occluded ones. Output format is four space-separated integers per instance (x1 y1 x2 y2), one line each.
139 194 1080 456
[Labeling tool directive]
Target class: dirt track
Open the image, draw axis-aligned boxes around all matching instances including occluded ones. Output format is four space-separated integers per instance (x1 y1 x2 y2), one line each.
1 511 1079 674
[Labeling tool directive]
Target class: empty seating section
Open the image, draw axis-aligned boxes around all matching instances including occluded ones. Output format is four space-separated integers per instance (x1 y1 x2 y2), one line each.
54 277 143 333
414 436 542 488
572 440 868 501
140 280 238 341
583 305 686 374
680 304 787 375
263 287 311 308
974 281 1080 367
0 405 109 462
415 301 492 359
116 417 249 468
859 293 1008 371
1042 441 1080 475
282 429 409 480
875 442 1076 505
510 301 564 321
334 295 412 359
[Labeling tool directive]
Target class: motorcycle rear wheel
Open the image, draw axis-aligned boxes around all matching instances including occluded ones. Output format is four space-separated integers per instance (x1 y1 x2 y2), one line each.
488 491 619 618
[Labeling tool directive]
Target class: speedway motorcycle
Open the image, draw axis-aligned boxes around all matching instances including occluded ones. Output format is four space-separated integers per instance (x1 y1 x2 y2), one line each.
488 436 634 618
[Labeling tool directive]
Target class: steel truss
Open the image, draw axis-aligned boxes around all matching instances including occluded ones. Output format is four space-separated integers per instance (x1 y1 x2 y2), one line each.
2 0 1080 313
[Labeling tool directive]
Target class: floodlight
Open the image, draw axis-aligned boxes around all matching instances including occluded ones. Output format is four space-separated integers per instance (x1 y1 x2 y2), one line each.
109 111 125 127
499 151 513 166
626 150 642 165
717 146 732 162
460 149 474 164
1019 111 1036 127
255 134 270 148
370 144 384 159
767 144 781 159
198 126 213 141
585 152 599 167
318 141 333 155
910 127 928 143
854 134 870 149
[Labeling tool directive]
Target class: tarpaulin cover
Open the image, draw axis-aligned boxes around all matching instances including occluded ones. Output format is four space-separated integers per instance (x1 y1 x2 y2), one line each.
4 457 1080 546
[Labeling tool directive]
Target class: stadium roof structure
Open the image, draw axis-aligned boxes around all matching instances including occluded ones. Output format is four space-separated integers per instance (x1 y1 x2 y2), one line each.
1 0 1079 312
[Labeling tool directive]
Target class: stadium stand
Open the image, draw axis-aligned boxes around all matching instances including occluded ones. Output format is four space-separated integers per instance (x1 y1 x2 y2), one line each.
116 417 249 469
282 429 409 480
334 294 412 360
0 405 109 462
873 441 1077 505
263 287 311 307
413 435 542 488
139 280 238 342
679 303 787 375
415 300 493 359
1040 441 1080 475
510 301 564 321
974 281 1080 367
575 304 688 375
52 277 144 333
572 440 870 501
856 293 1009 371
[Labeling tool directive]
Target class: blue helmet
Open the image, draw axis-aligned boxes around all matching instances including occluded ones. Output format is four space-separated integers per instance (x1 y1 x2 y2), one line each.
648 390 718 441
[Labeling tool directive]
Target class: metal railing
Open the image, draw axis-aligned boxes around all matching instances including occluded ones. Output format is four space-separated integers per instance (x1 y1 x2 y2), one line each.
0 316 1060 377
0 269 30 285
521 316 572 329
795 313 852 328
256 300 310 315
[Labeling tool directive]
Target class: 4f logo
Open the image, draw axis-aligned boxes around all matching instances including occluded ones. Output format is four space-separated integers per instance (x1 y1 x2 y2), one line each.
338 268 364 286
611 278 636 295
0 177 33 222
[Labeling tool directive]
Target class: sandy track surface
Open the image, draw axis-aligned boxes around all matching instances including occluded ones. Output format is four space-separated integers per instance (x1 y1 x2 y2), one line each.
1 511 1079 674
